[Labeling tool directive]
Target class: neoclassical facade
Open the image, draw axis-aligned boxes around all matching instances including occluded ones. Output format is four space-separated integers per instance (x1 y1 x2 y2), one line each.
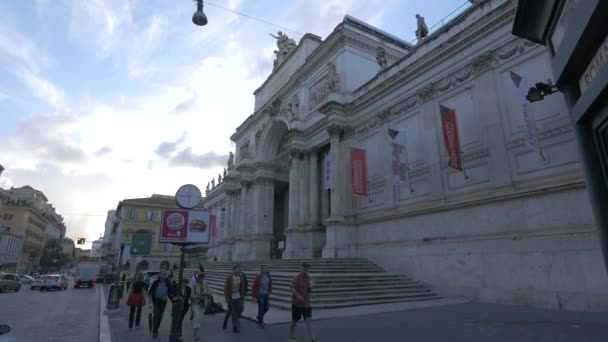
203 0 608 311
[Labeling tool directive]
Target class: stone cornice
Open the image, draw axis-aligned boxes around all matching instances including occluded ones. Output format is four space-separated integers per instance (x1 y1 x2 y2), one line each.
354 37 539 137
352 0 517 111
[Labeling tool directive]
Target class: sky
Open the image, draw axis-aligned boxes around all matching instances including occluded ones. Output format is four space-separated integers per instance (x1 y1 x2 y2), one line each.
0 0 469 245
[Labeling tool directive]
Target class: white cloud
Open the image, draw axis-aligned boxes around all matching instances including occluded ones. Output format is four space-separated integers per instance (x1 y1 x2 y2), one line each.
12 67 67 109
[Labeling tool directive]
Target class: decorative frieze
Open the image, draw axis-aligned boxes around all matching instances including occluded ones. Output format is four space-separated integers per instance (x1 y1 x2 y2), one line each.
417 83 435 102
471 51 496 75
253 177 275 186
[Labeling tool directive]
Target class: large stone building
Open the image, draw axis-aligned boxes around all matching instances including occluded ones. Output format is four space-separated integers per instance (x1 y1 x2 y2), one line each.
0 186 66 273
115 194 205 274
203 0 608 311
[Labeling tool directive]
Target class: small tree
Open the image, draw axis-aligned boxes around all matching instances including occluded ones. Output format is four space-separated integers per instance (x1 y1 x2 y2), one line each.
40 238 70 273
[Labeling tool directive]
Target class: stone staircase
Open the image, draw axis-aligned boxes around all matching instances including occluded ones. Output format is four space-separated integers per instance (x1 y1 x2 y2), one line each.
184 259 440 310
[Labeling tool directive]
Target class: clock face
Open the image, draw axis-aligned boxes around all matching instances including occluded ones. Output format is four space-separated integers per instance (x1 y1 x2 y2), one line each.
176 184 202 209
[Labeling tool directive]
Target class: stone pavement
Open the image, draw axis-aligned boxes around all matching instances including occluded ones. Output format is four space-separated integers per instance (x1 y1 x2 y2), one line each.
106 293 608 342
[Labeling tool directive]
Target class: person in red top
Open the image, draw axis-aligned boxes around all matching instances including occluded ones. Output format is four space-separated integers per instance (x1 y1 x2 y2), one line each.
252 265 273 327
289 263 316 342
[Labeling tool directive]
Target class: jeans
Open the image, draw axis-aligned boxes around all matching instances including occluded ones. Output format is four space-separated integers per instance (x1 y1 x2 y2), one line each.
128 305 142 328
223 298 244 328
152 299 167 333
191 303 205 329
257 294 270 323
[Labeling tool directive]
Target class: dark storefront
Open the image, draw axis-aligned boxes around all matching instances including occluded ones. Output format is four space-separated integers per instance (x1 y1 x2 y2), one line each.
513 0 608 272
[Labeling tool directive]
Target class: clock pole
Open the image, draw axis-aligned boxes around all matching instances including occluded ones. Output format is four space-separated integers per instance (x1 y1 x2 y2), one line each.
170 184 202 342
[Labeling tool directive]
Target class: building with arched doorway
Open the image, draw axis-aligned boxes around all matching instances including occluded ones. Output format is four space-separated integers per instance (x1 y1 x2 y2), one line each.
202 0 608 311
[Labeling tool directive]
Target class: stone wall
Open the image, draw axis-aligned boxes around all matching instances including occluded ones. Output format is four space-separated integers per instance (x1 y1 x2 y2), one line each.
354 187 608 311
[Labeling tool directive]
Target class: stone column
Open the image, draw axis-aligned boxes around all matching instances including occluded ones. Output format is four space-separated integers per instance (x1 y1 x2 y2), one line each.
327 125 343 221
285 150 301 259
309 149 320 226
299 153 310 226
235 182 251 260
287 150 301 228
250 178 275 260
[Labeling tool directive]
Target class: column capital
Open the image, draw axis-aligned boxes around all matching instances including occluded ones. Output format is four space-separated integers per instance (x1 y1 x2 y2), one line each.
288 148 303 160
252 176 275 186
239 180 252 188
326 124 344 138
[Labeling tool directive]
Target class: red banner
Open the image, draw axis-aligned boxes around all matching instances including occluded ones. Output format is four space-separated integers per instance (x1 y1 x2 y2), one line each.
350 147 368 197
440 105 463 171
210 215 216 237
160 209 189 242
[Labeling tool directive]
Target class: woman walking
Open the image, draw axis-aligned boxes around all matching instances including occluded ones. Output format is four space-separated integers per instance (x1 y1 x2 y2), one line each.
191 272 210 341
126 272 146 329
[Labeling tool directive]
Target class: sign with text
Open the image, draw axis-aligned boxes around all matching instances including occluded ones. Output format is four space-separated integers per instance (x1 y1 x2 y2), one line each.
160 209 210 244
440 105 463 171
580 33 608 93
350 147 368 197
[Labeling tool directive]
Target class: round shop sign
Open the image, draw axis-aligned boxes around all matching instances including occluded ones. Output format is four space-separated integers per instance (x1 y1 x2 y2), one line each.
166 212 186 230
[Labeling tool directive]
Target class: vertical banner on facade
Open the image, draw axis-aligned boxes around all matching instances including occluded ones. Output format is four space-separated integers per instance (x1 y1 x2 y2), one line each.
440 105 464 171
323 151 332 190
510 71 540 152
388 128 408 185
210 215 216 237
350 147 368 196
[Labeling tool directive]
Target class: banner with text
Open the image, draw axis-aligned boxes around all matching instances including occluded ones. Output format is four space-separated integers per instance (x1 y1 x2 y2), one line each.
510 71 540 152
440 105 463 171
350 147 368 197
388 128 408 185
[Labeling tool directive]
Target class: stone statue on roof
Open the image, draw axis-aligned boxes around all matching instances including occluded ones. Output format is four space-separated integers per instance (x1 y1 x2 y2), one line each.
415 14 429 42
218 173 222 183
227 152 234 170
270 31 297 69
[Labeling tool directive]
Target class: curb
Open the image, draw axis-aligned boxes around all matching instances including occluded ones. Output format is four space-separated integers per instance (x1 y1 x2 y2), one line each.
99 286 112 342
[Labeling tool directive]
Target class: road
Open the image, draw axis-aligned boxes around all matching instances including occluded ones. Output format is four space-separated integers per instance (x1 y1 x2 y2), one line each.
108 300 608 342
0 279 100 342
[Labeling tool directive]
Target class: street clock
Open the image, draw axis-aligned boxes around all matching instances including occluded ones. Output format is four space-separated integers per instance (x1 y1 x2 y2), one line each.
175 184 202 209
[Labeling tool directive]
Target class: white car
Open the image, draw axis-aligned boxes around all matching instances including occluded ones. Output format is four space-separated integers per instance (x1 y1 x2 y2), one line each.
18 274 33 284
38 274 68 291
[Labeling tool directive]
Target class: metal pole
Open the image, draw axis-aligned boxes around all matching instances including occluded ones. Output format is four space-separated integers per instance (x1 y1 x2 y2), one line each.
169 246 186 341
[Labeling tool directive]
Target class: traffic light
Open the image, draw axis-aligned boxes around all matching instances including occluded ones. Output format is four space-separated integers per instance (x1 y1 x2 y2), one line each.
77 238 86 245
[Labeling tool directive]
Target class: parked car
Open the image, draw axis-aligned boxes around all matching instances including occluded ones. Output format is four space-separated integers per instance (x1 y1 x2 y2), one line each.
30 276 44 290
39 274 69 291
0 273 21 292
18 274 33 284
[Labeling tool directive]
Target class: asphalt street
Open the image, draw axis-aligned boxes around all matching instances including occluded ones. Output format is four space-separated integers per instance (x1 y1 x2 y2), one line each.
0 279 100 342
108 298 608 342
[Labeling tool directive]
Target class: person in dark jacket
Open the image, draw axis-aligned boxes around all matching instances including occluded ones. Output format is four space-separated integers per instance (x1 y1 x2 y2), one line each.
126 272 145 329
147 270 173 338
252 265 272 327
222 265 248 333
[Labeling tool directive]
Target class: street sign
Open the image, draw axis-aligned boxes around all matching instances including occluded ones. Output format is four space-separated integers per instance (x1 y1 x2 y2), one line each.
159 209 210 244
77 238 86 245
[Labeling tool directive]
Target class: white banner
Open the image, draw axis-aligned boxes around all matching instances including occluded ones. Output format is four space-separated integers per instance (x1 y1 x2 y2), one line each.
323 151 332 189
388 128 409 185
510 71 540 152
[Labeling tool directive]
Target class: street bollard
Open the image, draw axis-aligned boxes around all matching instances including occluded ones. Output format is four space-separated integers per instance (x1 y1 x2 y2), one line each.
106 284 121 310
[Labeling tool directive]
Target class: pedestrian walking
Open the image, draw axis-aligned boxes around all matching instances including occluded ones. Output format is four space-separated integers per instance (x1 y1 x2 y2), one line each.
182 278 192 321
144 273 151 291
289 263 316 342
191 272 210 341
147 270 173 339
252 265 272 327
126 272 146 329
222 264 247 333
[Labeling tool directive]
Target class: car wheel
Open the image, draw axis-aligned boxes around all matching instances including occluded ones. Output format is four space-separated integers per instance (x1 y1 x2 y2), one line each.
15 285 21 292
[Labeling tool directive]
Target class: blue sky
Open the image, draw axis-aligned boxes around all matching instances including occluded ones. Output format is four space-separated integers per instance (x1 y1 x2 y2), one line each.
0 0 469 243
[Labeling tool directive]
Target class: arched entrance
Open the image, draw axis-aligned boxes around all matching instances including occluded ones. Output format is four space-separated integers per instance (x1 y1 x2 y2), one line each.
252 120 291 260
